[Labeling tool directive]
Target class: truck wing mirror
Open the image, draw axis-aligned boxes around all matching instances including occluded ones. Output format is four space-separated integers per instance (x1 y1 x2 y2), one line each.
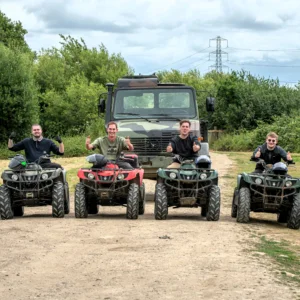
206 97 215 112
98 99 106 115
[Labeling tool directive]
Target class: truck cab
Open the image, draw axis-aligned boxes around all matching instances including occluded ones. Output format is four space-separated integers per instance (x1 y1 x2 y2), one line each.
99 75 214 179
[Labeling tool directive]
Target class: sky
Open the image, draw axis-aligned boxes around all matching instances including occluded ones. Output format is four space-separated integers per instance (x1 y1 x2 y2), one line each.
1 0 300 85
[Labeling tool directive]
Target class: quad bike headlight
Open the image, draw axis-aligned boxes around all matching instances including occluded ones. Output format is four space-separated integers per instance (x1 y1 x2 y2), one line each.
41 173 48 180
200 173 207 180
117 174 125 180
169 172 177 179
255 178 263 185
11 174 19 181
87 173 95 180
285 180 292 187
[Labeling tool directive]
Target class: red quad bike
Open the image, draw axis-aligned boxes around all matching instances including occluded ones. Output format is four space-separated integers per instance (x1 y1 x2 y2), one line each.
74 153 145 219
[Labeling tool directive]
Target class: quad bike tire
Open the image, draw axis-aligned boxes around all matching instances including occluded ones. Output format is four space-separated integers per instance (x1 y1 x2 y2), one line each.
75 182 88 218
127 183 139 219
13 206 24 217
201 206 207 217
206 185 220 221
0 185 13 220
139 182 146 215
237 187 251 223
231 188 238 218
154 183 168 220
52 181 65 218
287 192 300 229
64 182 70 214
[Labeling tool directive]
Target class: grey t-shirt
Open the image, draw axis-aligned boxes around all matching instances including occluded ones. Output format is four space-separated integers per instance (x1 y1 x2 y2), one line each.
91 136 128 160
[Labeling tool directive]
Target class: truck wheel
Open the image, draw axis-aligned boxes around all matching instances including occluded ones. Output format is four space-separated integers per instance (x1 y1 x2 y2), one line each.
154 183 168 220
237 187 251 223
206 185 220 221
75 183 88 218
139 182 146 215
52 181 65 218
64 182 70 214
13 206 24 217
0 185 13 220
127 183 139 219
287 193 300 229
231 188 238 218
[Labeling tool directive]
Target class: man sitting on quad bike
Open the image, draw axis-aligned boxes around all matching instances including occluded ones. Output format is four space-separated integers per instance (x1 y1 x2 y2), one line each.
8 124 64 168
85 121 134 169
166 119 203 168
252 131 293 173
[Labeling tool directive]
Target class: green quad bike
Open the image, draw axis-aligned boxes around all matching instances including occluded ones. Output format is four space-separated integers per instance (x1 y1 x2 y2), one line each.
0 154 70 219
154 154 220 220
232 158 300 229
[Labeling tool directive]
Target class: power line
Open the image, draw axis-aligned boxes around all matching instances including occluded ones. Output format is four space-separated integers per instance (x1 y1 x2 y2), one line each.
227 60 300 68
227 47 300 52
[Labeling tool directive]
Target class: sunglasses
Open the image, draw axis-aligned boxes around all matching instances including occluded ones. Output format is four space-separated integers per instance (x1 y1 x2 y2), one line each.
267 139 276 143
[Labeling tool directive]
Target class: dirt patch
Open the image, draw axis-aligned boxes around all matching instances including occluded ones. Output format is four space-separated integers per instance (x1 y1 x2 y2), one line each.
0 153 299 299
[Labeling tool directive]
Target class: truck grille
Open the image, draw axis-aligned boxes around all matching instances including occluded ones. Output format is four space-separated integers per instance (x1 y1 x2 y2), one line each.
130 137 171 154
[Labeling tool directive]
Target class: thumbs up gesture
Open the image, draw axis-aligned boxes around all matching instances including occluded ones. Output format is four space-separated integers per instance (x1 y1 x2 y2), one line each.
86 135 91 144
166 142 173 153
287 151 292 161
255 147 261 158
193 142 200 152
125 136 131 146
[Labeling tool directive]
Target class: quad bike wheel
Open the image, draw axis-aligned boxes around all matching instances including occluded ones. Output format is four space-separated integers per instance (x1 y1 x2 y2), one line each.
206 185 220 221
126 183 139 219
139 182 146 215
75 182 88 218
64 182 70 214
237 187 251 223
287 192 300 229
231 188 238 218
52 181 65 218
13 206 24 217
154 183 168 220
0 185 13 220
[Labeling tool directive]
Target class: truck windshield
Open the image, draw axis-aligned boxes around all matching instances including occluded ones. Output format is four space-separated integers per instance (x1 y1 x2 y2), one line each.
113 88 197 119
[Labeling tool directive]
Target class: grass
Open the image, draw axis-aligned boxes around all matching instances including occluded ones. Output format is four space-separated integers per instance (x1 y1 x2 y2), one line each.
256 236 300 283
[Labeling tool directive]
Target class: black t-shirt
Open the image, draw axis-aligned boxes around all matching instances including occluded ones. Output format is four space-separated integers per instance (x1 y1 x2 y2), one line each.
169 135 200 159
9 138 63 163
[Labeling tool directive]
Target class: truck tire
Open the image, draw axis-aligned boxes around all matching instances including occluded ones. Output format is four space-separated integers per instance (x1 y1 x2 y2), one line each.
0 185 13 220
13 206 24 217
237 187 251 223
75 183 88 218
127 183 139 219
231 188 238 218
154 183 168 220
287 192 300 229
206 185 220 221
139 182 146 215
64 182 70 214
52 181 65 218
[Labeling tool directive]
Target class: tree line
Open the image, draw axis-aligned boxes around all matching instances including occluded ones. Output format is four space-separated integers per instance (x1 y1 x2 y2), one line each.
1 10 300 148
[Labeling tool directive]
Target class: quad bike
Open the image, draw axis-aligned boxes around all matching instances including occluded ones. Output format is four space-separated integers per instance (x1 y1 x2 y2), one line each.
0 154 70 219
231 158 300 229
74 153 145 219
154 154 220 220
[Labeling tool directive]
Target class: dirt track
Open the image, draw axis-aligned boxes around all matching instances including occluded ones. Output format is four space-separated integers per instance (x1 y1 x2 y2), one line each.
0 153 299 300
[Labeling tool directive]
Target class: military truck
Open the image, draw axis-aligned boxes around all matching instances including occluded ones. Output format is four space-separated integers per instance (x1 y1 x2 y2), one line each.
98 75 215 179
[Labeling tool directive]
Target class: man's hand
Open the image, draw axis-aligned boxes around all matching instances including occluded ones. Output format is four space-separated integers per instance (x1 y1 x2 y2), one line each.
193 142 200 152
54 136 63 143
9 132 16 140
255 148 261 158
125 136 134 151
166 143 173 153
287 151 292 161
